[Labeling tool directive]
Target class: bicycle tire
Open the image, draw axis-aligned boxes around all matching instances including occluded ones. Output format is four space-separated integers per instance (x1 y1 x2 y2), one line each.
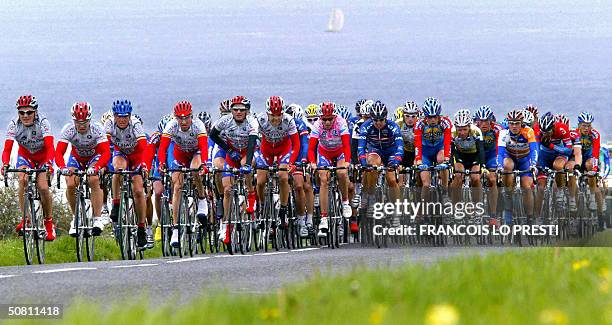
33 197 45 264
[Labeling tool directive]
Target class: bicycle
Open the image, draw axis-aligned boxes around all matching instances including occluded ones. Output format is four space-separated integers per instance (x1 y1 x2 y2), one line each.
315 166 347 249
451 168 484 246
107 169 146 260
167 166 203 258
56 170 97 262
360 165 396 248
538 167 570 243
4 167 50 265
576 170 599 238
398 166 420 246
255 165 286 252
498 169 532 246
419 164 451 247
216 168 251 255
157 172 176 257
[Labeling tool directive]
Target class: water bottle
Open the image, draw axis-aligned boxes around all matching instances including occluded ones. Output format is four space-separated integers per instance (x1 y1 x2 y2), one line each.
351 183 361 209
314 193 320 208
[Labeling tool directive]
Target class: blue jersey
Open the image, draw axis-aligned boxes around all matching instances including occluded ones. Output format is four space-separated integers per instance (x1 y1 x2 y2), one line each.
600 146 610 178
357 119 403 164
295 118 310 162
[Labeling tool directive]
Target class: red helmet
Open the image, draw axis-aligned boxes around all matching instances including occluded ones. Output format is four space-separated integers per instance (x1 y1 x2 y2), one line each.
230 95 251 110
266 96 284 116
320 102 336 117
16 95 38 110
174 100 193 117
71 102 92 121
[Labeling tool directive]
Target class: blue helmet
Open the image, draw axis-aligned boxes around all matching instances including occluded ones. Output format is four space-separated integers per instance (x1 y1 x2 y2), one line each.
474 105 493 121
370 100 388 120
112 99 132 116
422 97 442 117
334 104 352 121
577 111 594 124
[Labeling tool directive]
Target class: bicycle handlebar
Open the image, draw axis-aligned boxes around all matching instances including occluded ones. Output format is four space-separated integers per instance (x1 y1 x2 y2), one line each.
4 167 49 188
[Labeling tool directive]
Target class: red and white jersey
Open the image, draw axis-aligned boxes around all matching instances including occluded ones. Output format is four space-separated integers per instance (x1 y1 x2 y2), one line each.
104 115 146 154
5 115 52 154
161 118 208 153
58 122 107 158
212 114 259 151
256 112 297 149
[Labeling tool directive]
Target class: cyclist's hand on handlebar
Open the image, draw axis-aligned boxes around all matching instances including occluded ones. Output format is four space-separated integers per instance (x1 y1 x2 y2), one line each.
310 162 317 172
199 165 209 175
61 167 72 176
417 164 428 171
206 161 213 170
0 164 8 177
288 164 297 174
435 163 449 170
86 166 99 176
158 162 167 174
44 162 54 174
530 166 538 176
240 164 252 175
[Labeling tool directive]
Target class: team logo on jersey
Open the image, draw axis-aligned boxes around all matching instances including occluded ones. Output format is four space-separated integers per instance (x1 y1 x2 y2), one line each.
87 135 92 139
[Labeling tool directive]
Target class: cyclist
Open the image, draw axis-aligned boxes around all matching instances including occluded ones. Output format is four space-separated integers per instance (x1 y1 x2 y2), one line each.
285 104 312 236
305 104 320 127
393 106 403 121
255 96 300 234
56 102 111 236
307 102 352 237
1 95 56 241
449 109 485 204
157 101 210 247
104 99 148 248
99 110 114 217
496 109 538 225
350 100 373 166
473 105 502 224
210 99 232 218
358 101 403 225
534 112 575 219
570 111 604 229
414 97 452 202
555 114 570 129
525 104 540 141
208 95 259 244
396 101 419 171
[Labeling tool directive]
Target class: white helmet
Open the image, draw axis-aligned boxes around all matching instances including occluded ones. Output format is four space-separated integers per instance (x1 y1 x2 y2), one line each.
453 109 472 127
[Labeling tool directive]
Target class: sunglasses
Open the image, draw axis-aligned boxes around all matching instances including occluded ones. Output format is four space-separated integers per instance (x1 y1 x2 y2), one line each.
508 121 522 125
321 117 335 122
232 108 248 112
405 114 418 118
18 110 36 116
373 118 386 122
74 120 89 125
176 115 192 121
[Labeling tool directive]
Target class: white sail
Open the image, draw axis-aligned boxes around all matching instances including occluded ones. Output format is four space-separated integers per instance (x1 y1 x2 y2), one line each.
327 8 344 32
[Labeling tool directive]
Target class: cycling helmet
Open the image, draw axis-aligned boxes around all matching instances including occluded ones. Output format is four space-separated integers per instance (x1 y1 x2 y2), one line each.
174 100 192 117
16 95 38 110
335 104 352 120
393 106 403 121
422 97 442 117
525 104 538 116
198 111 212 130
506 108 524 122
285 103 302 117
266 96 284 116
474 105 493 121
219 99 231 115
371 100 388 120
133 113 143 125
454 110 472 127
305 104 319 118
157 113 174 133
291 104 305 121
522 110 535 126
320 102 336 117
555 113 569 126
402 101 419 115
359 100 373 116
539 112 556 132
71 102 92 121
577 111 594 124
230 95 251 110
112 99 133 116
355 99 367 114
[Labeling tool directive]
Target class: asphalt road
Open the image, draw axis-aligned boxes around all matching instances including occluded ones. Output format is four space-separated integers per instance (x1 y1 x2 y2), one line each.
0 245 509 306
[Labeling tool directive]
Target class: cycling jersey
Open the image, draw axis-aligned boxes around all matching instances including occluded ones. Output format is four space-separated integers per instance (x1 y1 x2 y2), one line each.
104 115 146 155
294 118 310 162
414 116 452 164
600 146 610 178
350 118 368 164
308 116 351 165
211 114 258 151
479 122 502 169
158 118 209 168
2 114 55 167
357 119 403 166
538 122 573 172
395 119 416 153
255 112 300 166
496 127 538 169
55 122 110 170
451 124 485 169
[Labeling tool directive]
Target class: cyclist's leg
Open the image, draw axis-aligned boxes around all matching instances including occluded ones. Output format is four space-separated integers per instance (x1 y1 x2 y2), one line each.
304 172 314 226
585 158 602 212
111 152 128 222
190 153 209 220
35 166 52 220
469 164 482 203
450 161 465 203
254 150 269 204
14 156 33 230
517 155 535 219
485 156 498 218
419 150 435 201
436 149 448 189
566 158 578 210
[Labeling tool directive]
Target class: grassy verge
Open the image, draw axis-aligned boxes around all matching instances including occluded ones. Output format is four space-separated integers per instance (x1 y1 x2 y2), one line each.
5 247 612 324
0 234 162 266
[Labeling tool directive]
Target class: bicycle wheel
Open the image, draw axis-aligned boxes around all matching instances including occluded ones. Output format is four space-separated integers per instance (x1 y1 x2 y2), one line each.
75 194 85 262
84 197 95 262
187 196 197 257
177 193 189 258
33 198 45 264
22 196 35 265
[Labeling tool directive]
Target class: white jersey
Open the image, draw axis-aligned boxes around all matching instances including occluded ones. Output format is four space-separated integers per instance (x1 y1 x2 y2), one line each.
5 114 53 154
256 112 297 145
212 114 259 150
58 122 107 158
103 115 146 154
161 118 208 153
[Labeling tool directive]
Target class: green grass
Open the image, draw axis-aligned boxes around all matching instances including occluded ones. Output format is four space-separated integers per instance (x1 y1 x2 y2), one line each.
0 234 162 266
4 247 612 325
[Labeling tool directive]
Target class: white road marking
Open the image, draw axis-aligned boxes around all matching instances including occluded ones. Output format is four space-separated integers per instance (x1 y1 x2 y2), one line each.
0 274 18 279
291 247 320 252
254 252 289 256
33 267 97 274
111 263 158 269
167 257 211 264
214 254 253 258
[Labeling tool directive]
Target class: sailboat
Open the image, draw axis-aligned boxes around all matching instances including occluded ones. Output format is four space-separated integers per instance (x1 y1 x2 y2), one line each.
327 8 344 32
